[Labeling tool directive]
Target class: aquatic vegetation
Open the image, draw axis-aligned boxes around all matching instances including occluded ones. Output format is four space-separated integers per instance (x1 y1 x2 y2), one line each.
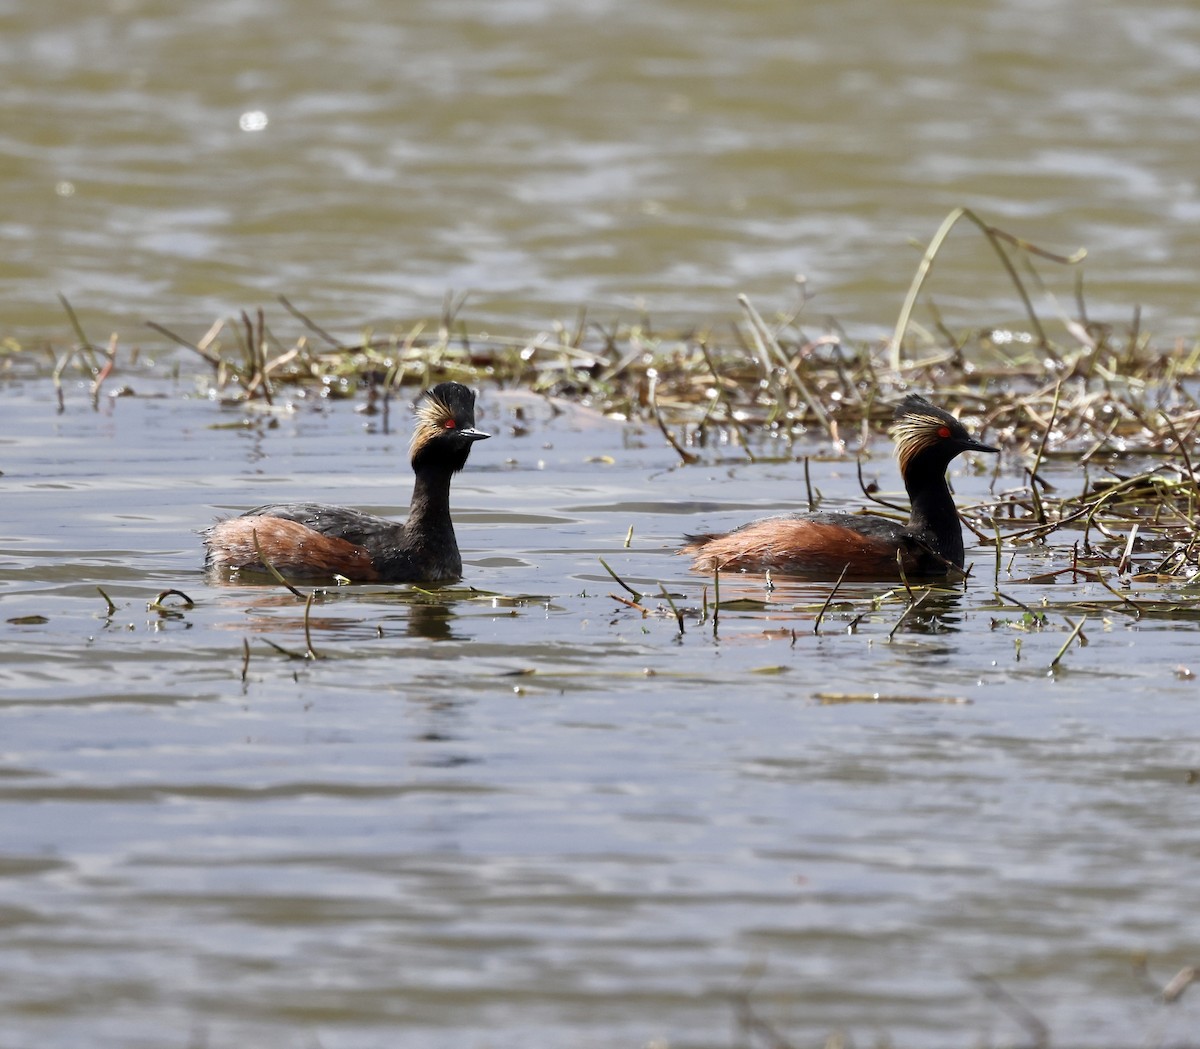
7 211 1200 586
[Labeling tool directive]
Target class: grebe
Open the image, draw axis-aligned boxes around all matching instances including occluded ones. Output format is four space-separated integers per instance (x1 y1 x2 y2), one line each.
683 394 997 580
204 381 489 583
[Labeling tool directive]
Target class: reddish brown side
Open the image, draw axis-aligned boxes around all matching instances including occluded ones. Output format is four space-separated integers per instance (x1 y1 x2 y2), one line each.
683 518 920 580
205 516 381 581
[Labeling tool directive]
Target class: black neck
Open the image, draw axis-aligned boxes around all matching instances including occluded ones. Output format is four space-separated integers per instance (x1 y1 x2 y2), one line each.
404 466 457 548
903 453 965 568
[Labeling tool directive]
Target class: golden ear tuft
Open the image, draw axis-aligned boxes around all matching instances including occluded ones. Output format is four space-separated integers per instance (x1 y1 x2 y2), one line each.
415 389 451 426
890 406 956 470
410 389 454 456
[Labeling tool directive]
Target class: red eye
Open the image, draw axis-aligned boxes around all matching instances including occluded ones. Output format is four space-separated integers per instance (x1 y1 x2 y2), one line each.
937 425 951 439
444 419 456 429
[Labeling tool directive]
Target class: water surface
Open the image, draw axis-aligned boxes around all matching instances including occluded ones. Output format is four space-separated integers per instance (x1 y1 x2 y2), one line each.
5 0 1200 1042
3 0 1199 341
3 380 1200 1047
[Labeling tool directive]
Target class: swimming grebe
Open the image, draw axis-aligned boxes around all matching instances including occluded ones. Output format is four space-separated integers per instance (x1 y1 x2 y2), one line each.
204 381 489 583
682 394 998 580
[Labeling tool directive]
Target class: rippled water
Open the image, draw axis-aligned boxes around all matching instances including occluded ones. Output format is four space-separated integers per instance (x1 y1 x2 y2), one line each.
3 378 1200 1048
4 0 1200 341
6 0 1200 1044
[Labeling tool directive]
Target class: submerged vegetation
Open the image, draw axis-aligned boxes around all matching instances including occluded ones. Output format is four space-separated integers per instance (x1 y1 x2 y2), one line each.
6 210 1200 592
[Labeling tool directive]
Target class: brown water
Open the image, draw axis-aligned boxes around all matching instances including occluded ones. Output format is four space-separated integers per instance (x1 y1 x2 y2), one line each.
4 0 1200 341
5 1 1200 1046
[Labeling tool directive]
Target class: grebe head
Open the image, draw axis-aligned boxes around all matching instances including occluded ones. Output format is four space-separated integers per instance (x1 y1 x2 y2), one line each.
410 381 490 473
890 394 998 476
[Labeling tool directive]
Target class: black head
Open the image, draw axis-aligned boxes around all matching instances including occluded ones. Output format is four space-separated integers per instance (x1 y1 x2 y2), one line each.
410 381 490 473
890 394 998 476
